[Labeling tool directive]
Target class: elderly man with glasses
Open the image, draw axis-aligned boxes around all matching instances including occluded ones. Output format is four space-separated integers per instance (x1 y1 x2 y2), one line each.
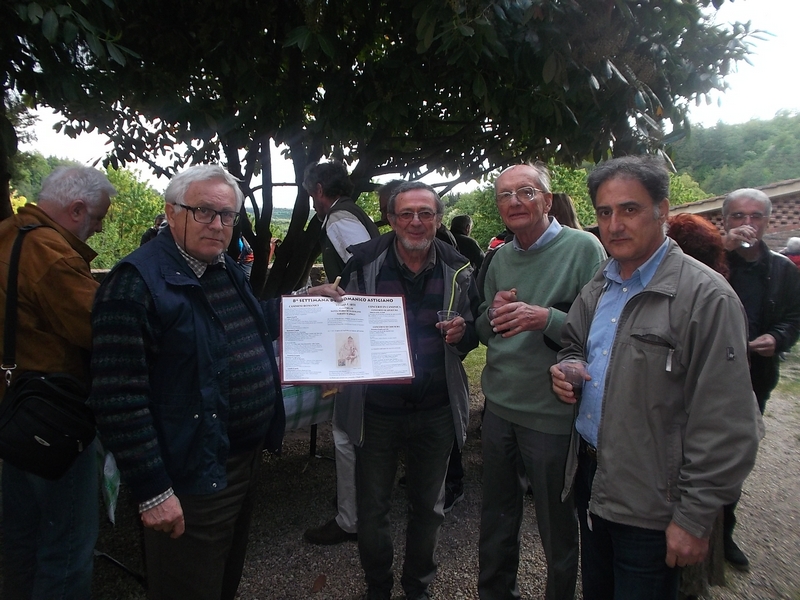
477 163 606 600
89 165 341 600
336 181 480 600
720 187 800 571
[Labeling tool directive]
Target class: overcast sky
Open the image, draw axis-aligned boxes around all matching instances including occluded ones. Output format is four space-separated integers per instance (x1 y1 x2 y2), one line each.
23 0 798 205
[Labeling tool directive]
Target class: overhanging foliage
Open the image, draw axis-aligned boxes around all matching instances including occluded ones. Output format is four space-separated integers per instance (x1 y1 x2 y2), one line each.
3 0 756 296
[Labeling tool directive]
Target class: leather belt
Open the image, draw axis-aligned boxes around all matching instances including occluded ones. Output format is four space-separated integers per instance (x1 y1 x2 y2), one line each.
580 438 598 460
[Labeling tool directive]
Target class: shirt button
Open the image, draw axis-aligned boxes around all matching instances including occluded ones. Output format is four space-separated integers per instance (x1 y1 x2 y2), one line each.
193 414 199 419
212 413 217 419
602 350 608 356
622 287 628 292
611 318 617 323
212 483 217 488
587 414 592 420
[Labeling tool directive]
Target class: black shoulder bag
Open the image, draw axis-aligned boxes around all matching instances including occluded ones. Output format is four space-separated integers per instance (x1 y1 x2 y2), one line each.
0 224 96 480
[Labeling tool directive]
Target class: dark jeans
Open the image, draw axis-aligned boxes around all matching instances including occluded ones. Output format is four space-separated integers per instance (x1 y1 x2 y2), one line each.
575 449 679 600
356 405 454 600
478 410 578 600
143 447 262 600
2 439 99 600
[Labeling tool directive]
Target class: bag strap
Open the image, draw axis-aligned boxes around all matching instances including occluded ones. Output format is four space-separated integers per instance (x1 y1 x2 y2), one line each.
3 224 43 386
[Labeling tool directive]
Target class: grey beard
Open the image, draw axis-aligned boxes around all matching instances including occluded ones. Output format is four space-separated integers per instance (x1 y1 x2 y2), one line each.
398 236 432 252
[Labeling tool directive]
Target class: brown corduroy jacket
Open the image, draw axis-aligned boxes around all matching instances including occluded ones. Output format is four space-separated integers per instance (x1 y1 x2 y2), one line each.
0 204 98 400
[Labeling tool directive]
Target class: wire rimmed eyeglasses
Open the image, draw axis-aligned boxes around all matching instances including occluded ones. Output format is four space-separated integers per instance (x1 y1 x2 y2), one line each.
390 210 438 224
495 186 544 204
177 204 240 227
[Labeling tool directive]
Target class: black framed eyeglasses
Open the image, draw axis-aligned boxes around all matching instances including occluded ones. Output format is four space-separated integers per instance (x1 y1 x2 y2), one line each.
495 186 544 205
177 204 240 227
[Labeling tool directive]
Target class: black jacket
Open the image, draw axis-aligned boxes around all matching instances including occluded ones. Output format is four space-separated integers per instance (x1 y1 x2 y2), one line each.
728 244 800 402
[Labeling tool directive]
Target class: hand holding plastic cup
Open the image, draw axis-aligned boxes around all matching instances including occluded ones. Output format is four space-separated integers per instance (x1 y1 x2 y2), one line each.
558 359 588 400
437 310 460 341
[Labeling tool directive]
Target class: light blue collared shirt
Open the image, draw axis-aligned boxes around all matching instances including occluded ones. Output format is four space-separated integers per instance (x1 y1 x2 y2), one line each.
575 238 670 447
512 217 562 251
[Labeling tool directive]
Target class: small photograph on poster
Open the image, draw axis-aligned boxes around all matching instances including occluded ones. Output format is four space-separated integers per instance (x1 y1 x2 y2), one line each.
336 333 360 368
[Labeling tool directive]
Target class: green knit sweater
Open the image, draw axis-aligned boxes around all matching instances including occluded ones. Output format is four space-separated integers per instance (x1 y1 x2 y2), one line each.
477 227 606 434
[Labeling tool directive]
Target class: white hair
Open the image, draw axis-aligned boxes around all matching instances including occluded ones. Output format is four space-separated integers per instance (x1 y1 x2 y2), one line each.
722 188 772 217
37 166 117 208
786 237 800 254
164 165 244 211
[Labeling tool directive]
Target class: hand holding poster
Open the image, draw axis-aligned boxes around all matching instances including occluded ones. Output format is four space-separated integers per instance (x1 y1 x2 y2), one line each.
280 294 414 384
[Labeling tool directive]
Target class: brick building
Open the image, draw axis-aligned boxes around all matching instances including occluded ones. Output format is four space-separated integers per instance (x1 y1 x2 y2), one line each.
670 178 800 251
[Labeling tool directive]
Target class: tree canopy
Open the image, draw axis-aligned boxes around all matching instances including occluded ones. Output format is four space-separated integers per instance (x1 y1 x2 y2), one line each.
4 0 756 296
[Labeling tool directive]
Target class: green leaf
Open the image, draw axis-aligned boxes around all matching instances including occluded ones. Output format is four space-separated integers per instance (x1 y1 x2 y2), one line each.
542 54 557 84
458 24 474 37
41 9 58 42
422 20 435 51
106 41 126 65
73 12 96 34
473 73 486 98
62 20 78 43
283 26 311 49
606 59 628 84
85 32 105 58
318 34 335 58
28 2 43 23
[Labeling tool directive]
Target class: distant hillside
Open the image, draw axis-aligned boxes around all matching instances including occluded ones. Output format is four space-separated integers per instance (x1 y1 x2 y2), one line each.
272 207 294 221
244 206 296 221
670 111 800 195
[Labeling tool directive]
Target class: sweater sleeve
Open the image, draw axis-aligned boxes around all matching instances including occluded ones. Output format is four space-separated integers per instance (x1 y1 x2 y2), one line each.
89 264 173 503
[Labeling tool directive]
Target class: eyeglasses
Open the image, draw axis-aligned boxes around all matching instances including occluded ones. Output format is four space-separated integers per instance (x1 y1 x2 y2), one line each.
496 186 544 204
177 204 240 227
391 210 438 224
727 212 765 222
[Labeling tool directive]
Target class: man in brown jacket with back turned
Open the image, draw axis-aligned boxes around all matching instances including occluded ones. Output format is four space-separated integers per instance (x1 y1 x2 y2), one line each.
0 166 115 599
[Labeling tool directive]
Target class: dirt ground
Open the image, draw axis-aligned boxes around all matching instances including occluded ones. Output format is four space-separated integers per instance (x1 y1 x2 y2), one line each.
1 371 798 599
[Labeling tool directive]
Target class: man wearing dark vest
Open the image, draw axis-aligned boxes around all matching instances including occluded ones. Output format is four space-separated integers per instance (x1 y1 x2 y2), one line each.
303 160 380 545
305 160 380 282
90 165 341 599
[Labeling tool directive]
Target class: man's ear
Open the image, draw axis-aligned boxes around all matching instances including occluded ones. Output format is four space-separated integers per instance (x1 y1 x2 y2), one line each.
657 198 670 222
543 192 553 215
68 200 86 223
164 203 178 228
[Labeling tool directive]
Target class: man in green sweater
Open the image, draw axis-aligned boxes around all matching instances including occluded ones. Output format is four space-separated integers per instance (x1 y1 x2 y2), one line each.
477 163 606 600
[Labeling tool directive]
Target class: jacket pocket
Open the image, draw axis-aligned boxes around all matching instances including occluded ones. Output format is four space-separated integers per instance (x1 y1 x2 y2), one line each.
629 331 677 373
150 402 205 479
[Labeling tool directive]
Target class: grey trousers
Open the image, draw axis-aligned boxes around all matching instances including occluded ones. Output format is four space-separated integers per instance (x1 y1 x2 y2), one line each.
478 409 578 600
143 447 261 600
